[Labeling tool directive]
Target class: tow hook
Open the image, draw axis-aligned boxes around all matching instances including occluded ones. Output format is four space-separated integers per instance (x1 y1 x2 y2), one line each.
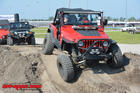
76 60 87 69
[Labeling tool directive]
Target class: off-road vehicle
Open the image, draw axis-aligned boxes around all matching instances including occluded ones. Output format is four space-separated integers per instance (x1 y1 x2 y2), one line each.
42 8 125 82
0 20 9 44
7 14 35 46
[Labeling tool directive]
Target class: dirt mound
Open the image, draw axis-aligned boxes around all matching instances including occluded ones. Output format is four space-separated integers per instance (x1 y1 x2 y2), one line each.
0 45 140 93
42 50 140 93
0 46 44 93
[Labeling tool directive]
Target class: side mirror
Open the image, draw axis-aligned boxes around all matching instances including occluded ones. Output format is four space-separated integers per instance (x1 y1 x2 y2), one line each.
56 19 60 25
103 19 108 26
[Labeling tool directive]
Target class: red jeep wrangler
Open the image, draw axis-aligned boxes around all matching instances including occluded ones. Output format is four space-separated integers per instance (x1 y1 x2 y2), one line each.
42 8 125 82
0 20 9 44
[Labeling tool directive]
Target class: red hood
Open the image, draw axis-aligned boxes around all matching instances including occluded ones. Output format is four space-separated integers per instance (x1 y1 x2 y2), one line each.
61 25 109 43
0 29 9 39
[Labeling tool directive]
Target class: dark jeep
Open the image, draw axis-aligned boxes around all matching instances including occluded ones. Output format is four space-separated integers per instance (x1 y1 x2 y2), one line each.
7 14 35 46
42 8 125 82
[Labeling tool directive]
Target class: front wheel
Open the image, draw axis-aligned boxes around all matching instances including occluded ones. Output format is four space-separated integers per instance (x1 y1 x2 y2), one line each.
0 39 2 45
107 44 125 68
7 37 14 46
57 54 75 82
28 36 36 45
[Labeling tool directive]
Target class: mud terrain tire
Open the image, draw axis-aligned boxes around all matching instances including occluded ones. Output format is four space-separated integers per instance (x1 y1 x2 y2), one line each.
28 36 36 45
57 54 75 82
0 40 2 45
107 44 124 68
7 37 14 46
42 33 54 55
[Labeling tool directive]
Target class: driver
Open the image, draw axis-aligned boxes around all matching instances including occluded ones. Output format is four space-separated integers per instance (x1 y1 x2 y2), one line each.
64 15 69 24
82 15 89 23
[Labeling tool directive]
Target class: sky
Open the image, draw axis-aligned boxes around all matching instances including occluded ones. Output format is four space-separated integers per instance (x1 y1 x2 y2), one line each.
0 0 140 19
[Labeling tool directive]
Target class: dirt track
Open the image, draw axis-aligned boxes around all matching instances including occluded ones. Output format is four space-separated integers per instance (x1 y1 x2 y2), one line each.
0 45 140 93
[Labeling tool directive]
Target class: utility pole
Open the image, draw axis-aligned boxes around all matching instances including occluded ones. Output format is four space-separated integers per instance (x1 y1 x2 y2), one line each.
87 0 88 9
68 0 71 8
125 0 127 23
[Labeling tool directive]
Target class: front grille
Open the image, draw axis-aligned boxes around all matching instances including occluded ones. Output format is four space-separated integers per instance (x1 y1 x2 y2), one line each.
79 40 109 53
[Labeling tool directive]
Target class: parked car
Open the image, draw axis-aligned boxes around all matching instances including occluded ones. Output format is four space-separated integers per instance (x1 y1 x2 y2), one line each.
121 24 136 33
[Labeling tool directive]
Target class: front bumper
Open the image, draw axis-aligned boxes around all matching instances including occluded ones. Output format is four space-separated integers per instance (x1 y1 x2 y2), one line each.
77 40 112 61
79 53 112 61
11 34 33 39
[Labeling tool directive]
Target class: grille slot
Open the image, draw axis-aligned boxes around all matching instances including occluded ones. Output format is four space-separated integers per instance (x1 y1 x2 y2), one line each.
79 40 109 53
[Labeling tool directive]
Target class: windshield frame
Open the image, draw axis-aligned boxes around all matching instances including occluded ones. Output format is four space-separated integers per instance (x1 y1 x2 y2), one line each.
0 24 9 30
9 22 30 30
62 13 103 26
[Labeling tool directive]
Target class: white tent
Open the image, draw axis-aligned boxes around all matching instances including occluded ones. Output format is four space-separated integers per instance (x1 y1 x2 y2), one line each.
0 15 14 22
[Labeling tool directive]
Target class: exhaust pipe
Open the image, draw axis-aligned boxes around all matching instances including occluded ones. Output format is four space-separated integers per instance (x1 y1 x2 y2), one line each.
14 13 19 22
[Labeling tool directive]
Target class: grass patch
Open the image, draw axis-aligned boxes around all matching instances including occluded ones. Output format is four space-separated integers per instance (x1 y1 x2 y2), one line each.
35 34 46 38
107 32 140 44
31 27 48 33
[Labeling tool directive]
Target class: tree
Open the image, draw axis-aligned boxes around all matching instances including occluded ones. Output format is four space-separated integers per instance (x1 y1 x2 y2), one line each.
128 17 136 21
137 18 140 21
120 17 125 21
104 16 112 21
48 16 54 21
107 16 112 21
113 18 119 21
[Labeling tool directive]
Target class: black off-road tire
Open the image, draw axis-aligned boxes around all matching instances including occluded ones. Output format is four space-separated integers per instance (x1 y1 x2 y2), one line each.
28 36 36 45
7 37 14 46
57 54 75 82
42 33 54 55
0 40 2 45
107 44 124 68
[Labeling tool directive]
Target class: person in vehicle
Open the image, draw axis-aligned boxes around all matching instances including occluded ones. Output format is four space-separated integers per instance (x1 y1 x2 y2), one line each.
81 15 89 23
64 15 69 24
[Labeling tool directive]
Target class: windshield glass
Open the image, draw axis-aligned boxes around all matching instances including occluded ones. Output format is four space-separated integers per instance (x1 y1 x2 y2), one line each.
0 25 9 30
10 22 30 30
63 13 102 25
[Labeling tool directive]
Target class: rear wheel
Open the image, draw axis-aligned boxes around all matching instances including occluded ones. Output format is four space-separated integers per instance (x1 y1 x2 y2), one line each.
42 33 54 55
107 44 124 68
28 36 36 45
0 39 2 45
57 54 75 82
7 37 14 46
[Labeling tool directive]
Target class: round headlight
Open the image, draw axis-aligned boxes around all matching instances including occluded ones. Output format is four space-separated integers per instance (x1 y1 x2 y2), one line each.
103 41 108 47
26 31 29 33
14 32 17 35
78 41 84 47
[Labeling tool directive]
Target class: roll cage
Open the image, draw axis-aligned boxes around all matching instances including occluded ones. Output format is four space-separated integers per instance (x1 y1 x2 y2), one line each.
53 8 103 25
